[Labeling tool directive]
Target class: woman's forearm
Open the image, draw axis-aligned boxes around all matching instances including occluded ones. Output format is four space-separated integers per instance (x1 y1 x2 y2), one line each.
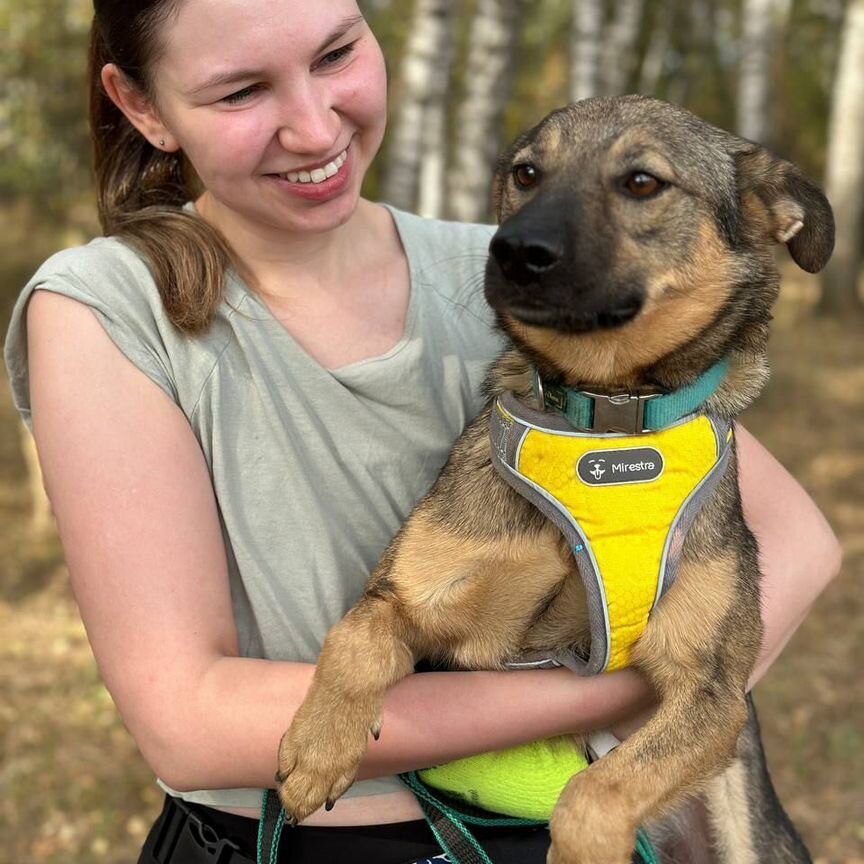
737 426 842 684
132 426 840 794
152 657 651 793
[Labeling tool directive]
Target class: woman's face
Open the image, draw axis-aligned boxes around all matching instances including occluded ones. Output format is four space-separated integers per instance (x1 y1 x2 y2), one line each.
145 0 387 238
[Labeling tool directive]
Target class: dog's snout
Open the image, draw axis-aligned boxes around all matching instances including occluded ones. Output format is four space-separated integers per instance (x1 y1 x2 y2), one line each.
490 229 562 286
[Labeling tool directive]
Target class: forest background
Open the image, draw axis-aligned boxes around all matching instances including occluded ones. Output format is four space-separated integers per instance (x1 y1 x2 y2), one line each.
1 0 862 861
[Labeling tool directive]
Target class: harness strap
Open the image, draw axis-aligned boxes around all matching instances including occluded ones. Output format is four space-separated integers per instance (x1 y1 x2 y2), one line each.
492 394 733 676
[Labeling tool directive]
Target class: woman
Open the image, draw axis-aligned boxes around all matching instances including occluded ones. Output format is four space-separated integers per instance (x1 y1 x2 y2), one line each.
4 1 840 862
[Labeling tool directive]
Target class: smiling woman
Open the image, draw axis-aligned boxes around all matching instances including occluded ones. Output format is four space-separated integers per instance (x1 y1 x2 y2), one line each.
1 0 842 862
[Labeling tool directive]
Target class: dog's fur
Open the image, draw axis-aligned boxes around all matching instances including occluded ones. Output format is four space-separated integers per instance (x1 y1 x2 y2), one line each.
276 96 834 863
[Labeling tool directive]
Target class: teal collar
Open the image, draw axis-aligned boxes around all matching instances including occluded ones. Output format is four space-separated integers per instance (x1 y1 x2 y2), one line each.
533 358 731 434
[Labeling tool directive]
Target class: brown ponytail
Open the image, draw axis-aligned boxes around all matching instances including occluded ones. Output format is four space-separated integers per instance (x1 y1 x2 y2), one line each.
89 3 236 334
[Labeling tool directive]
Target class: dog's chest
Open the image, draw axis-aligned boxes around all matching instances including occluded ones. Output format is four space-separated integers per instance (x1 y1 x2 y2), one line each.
492 393 733 674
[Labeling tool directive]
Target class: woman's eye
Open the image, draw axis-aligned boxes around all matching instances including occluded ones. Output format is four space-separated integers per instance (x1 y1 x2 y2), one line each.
513 163 540 189
318 42 357 69
624 172 666 198
220 85 261 105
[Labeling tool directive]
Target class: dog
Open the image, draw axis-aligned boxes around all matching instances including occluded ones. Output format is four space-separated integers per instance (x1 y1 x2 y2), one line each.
276 95 834 863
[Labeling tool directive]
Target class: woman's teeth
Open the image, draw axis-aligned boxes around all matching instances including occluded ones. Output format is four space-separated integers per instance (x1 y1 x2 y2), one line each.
279 151 347 185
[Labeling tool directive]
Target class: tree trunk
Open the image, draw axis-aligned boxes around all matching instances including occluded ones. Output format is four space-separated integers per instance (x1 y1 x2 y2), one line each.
599 0 644 95
737 0 777 144
638 16 671 96
383 0 456 213
820 0 864 315
570 0 604 101
447 0 523 223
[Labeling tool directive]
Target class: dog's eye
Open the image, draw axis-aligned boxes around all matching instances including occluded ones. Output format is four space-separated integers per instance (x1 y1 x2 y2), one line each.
512 164 540 189
624 172 665 198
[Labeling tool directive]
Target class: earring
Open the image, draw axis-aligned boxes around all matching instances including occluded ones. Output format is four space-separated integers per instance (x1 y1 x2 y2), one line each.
158 138 166 148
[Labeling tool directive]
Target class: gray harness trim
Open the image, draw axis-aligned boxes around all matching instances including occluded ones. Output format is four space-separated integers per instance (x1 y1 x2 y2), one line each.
491 392 733 676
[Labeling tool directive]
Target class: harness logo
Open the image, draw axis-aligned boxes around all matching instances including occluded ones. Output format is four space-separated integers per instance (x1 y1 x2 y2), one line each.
577 446 665 486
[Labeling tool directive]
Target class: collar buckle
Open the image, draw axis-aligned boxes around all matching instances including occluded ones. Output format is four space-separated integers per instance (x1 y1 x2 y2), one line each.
581 390 662 434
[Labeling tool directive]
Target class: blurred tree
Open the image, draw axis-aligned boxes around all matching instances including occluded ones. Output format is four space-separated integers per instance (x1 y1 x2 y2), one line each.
820 0 864 314
638 2 674 95
737 0 781 145
570 0 604 99
599 0 645 95
0 0 93 224
446 0 524 222
382 0 458 214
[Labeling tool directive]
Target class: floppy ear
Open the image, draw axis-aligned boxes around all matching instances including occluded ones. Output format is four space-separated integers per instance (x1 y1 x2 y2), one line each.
734 145 835 273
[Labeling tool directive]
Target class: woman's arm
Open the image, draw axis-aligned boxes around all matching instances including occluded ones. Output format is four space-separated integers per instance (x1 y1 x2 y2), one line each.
611 429 842 740
27 291 839 794
737 425 842 684
26 291 648 794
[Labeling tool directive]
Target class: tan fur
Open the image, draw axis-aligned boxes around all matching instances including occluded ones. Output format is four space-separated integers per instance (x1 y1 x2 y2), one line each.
632 554 739 682
391 516 577 667
507 219 741 387
705 761 760 864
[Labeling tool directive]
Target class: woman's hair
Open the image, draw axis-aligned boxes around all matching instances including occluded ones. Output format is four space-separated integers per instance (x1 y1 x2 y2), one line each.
90 0 235 333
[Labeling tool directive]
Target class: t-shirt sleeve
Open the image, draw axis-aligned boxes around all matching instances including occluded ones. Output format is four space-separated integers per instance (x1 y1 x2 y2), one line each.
4 240 180 430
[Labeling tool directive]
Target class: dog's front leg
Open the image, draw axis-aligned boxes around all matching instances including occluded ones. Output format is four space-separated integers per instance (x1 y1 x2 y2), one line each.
276 595 415 823
548 552 762 864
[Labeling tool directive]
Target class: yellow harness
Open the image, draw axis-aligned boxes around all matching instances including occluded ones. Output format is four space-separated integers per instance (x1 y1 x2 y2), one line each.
491 390 733 674
419 372 734 819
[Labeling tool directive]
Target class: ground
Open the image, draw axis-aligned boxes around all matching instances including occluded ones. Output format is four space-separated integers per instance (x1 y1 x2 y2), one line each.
0 268 861 863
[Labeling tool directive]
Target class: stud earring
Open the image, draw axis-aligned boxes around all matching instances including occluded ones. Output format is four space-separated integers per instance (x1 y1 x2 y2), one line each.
158 138 166 148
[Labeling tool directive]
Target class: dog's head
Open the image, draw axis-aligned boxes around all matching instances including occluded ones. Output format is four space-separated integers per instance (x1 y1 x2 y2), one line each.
486 95 834 394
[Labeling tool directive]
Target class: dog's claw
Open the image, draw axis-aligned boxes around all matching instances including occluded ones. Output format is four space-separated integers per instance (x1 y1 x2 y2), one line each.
370 720 382 741
325 799 335 812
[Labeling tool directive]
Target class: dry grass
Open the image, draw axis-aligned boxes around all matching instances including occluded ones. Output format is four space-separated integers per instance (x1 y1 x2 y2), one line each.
0 269 861 863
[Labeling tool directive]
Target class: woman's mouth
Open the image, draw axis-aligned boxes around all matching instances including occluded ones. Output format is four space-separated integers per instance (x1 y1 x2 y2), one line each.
275 150 348 185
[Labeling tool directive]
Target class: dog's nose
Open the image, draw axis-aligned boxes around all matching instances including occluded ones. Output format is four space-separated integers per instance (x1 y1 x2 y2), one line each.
490 230 562 286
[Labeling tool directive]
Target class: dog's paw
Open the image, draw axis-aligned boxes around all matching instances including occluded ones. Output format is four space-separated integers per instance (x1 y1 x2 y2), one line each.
547 838 634 864
547 828 636 864
548 779 637 864
276 693 382 824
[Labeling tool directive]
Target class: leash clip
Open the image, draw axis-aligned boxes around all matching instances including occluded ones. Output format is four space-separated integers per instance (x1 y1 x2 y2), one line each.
582 390 661 435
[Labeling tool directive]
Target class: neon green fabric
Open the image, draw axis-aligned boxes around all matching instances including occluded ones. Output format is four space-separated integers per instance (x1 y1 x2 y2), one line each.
419 737 589 821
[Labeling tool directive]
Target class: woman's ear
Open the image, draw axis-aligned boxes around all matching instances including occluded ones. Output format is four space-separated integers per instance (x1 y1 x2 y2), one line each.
100 63 179 152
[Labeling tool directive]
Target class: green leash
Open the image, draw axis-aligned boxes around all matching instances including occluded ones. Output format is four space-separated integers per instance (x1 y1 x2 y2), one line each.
402 771 661 864
257 790 286 864
402 770 546 864
636 829 662 864
257 781 661 864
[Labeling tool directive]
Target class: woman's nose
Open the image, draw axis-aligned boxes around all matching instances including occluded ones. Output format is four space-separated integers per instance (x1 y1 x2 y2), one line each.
276 81 340 155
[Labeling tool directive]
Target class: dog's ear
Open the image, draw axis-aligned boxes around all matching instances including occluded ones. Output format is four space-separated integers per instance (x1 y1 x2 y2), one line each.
733 145 835 273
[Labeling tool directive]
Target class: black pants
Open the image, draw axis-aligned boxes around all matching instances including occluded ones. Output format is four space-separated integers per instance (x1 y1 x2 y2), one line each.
138 794 553 864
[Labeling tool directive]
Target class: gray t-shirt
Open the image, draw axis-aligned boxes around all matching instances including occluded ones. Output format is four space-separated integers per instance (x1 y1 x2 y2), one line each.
4 206 503 809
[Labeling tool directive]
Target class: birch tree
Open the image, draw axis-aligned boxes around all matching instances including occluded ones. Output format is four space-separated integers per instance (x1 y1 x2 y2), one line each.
737 0 777 144
382 0 456 215
820 0 864 314
638 17 672 95
599 0 644 95
447 0 523 223
570 0 604 101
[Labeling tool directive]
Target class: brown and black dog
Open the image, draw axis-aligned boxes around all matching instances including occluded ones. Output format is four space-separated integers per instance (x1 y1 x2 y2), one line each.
276 96 834 863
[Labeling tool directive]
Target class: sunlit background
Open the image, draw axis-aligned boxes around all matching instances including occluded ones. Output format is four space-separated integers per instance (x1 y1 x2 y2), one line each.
1 0 862 861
